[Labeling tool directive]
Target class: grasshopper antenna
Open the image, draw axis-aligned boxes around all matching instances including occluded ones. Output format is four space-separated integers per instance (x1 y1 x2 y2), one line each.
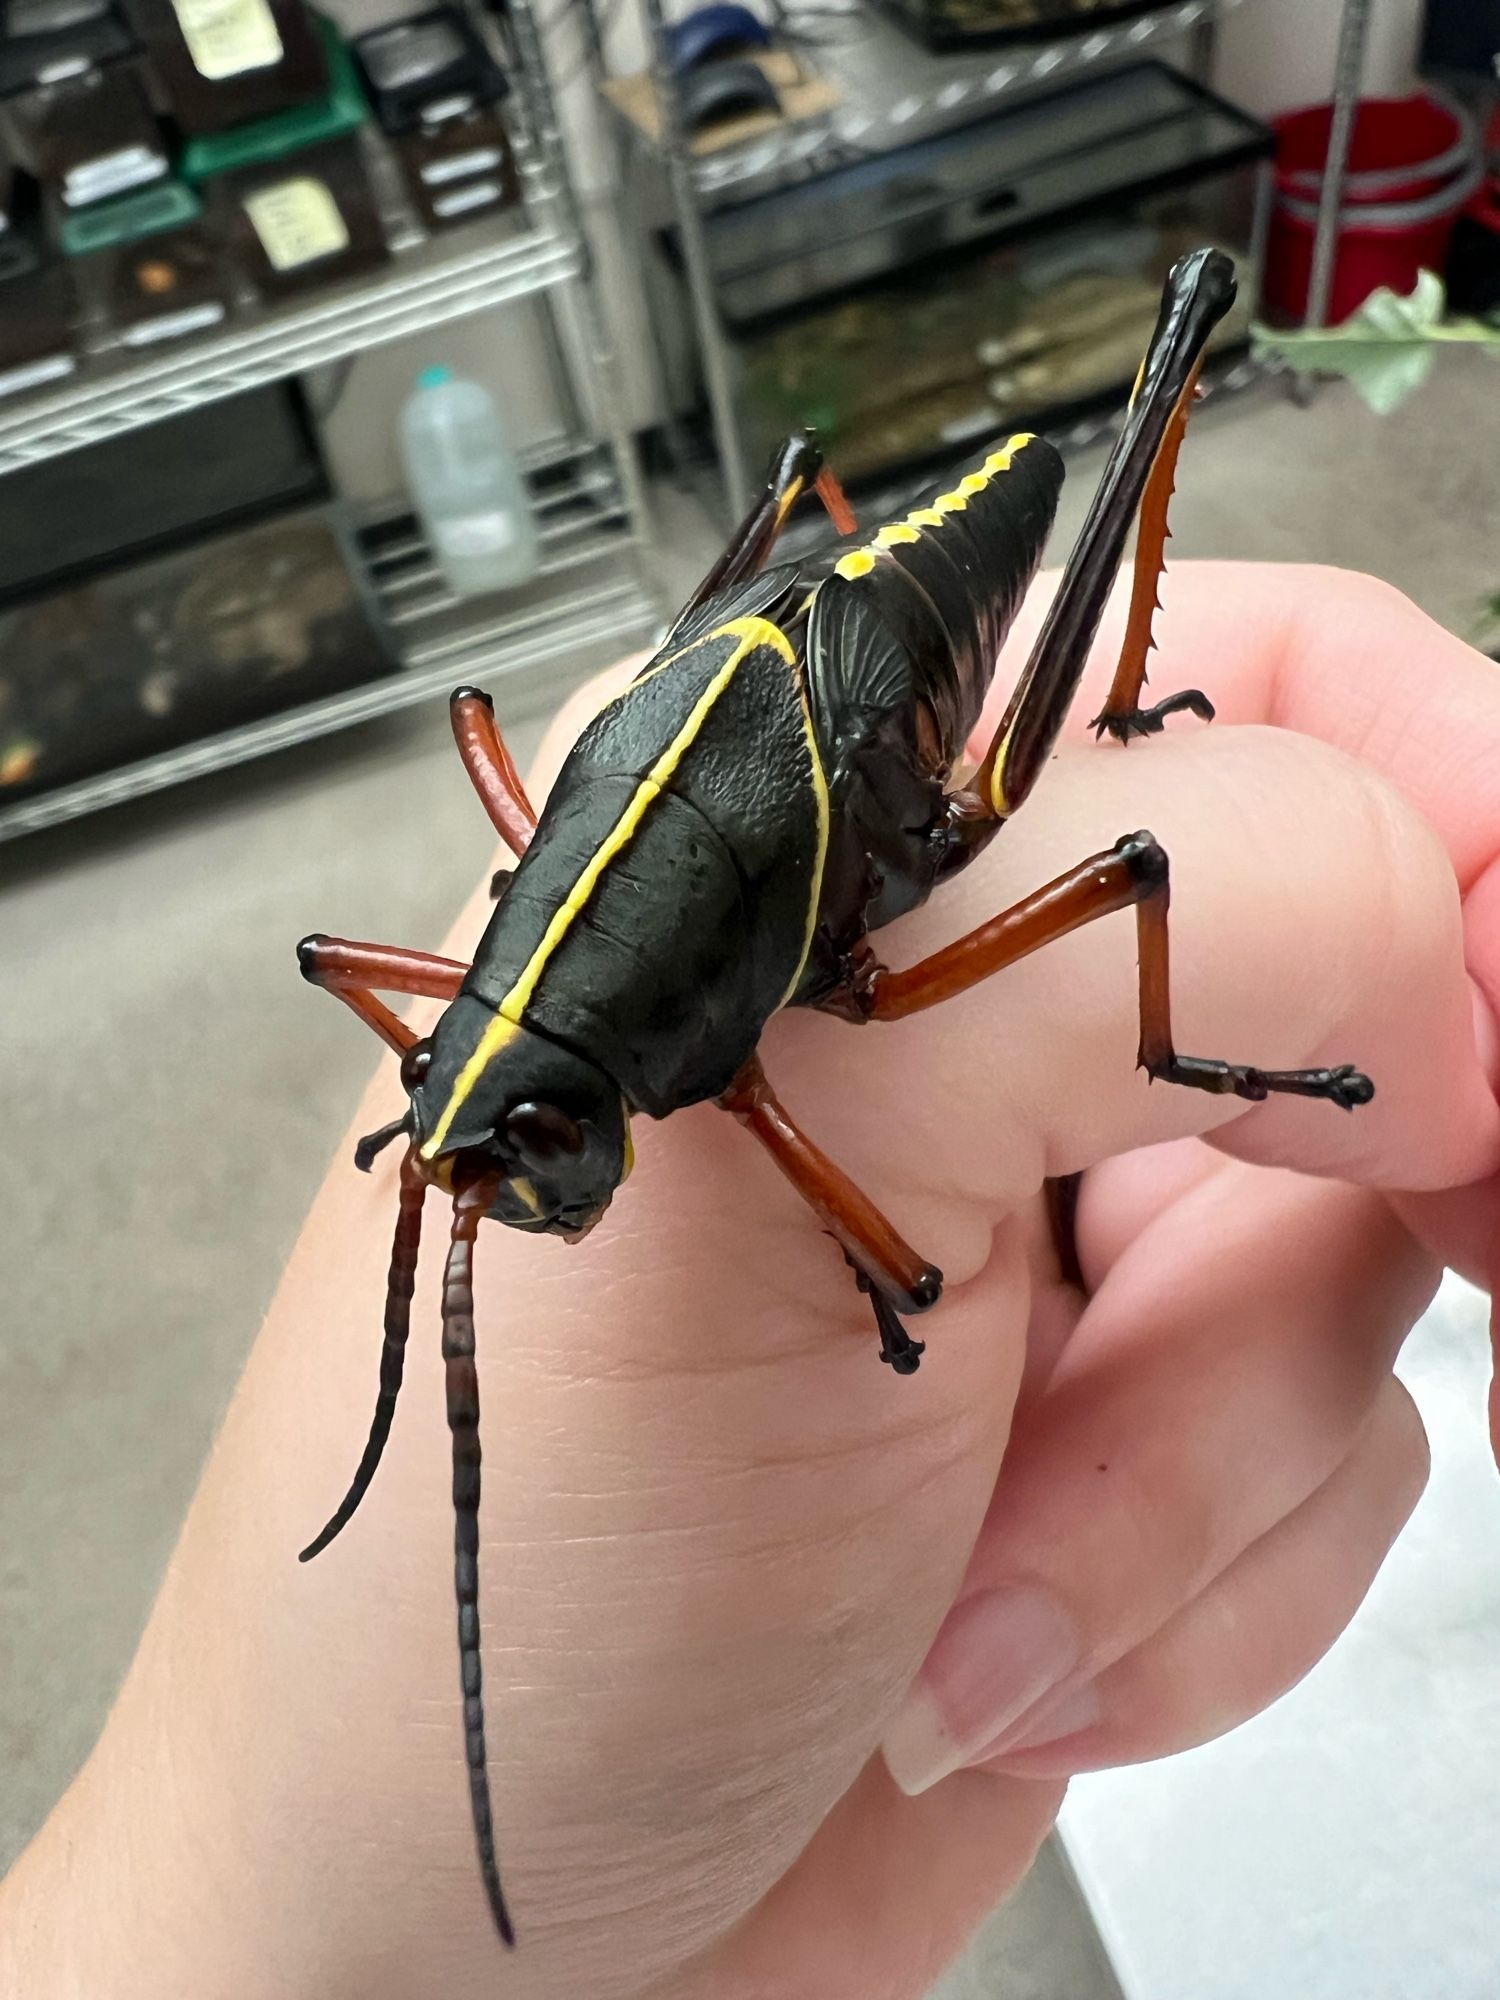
353 1110 413 1172
299 1149 425 1562
443 1174 515 1947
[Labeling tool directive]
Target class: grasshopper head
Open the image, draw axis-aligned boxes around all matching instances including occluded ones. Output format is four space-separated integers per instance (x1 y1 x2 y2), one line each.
410 995 630 1238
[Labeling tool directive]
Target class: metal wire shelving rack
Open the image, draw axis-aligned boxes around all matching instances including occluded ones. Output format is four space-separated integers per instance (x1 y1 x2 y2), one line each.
597 0 1376 517
0 0 662 843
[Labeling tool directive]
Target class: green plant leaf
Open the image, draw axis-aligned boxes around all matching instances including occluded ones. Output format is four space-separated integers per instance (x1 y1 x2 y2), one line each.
1252 272 1500 415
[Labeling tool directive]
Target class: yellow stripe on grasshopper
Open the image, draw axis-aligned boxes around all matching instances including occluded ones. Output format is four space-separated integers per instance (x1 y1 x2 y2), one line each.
834 434 1039 569
510 1175 543 1216
932 432 1034 514
780 681 830 1007
422 618 792 1159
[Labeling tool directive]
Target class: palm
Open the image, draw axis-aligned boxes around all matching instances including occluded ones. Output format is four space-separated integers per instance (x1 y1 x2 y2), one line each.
13 565 1497 2000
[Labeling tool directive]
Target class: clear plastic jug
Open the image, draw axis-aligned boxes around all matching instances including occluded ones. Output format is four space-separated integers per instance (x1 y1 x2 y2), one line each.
399 364 540 598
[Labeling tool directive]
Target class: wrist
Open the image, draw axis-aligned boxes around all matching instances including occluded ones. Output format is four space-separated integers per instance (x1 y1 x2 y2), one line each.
0 1662 265 2000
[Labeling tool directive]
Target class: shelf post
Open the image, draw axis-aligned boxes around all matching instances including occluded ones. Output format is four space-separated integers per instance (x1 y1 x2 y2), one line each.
638 0 752 517
504 0 656 550
1303 0 1373 338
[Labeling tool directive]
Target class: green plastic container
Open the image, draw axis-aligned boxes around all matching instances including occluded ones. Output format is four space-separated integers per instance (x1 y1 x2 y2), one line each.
59 179 201 257
180 14 368 183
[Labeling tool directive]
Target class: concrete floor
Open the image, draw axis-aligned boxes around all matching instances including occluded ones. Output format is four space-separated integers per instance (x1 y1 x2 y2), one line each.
3 355 1497 1994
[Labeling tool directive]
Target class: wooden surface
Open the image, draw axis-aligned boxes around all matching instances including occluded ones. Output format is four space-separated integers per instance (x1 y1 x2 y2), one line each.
602 50 840 155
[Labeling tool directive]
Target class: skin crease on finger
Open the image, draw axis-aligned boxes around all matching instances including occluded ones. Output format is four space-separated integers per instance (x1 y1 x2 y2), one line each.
7 572 1499 2000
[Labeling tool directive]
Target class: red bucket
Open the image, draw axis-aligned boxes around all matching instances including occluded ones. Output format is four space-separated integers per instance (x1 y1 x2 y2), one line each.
1275 93 1475 205
1264 92 1482 323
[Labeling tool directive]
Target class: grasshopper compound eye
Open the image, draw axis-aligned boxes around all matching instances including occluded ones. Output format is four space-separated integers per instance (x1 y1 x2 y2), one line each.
505 1101 584 1164
400 1038 432 1092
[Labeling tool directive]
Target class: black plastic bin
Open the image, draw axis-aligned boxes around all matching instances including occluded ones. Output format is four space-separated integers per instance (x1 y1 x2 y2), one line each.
0 501 396 802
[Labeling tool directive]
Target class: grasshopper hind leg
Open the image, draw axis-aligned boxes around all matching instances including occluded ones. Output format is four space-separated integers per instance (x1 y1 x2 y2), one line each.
1089 371 1215 744
1094 684 1216 743
959 251 1235 833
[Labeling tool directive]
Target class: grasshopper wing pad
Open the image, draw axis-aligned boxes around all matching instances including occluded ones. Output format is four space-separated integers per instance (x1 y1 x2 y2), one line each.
803 577 951 952
660 562 806 656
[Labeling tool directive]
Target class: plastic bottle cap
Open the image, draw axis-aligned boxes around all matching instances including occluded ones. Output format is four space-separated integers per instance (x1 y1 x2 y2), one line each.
418 364 453 389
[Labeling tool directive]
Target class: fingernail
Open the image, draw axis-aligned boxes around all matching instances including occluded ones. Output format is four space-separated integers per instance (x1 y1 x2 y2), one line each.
881 1585 1081 1797
984 1679 1104 1762
1471 983 1500 1093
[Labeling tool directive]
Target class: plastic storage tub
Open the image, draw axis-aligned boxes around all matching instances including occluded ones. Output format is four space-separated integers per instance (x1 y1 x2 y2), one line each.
1264 93 1482 323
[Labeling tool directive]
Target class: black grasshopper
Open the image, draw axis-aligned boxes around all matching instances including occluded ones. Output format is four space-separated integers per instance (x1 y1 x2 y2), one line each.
298 248 1373 1942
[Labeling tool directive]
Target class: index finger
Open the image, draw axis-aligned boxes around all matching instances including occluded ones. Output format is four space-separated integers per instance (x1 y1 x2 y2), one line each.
995 559 1500 901
991 558 1500 1398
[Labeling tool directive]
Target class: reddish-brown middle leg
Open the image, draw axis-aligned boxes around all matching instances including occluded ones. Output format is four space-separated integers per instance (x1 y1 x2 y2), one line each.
864 831 1374 1110
450 687 538 866
720 1055 939 1372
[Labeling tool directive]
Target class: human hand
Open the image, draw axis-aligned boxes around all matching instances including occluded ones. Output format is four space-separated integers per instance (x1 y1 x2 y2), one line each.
6 564 1497 2000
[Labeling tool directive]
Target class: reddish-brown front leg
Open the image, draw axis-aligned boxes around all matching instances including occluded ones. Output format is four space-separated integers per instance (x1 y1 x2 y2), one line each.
450 686 538 859
297 934 472 1168
720 1055 940 1373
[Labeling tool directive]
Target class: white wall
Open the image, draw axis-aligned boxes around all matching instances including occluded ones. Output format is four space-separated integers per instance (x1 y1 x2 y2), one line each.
318 0 1434 497
1214 0 1424 118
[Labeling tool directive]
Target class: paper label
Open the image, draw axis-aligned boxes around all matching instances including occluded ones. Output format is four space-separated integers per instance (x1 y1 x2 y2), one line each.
243 178 349 273
171 0 283 80
422 146 504 187
435 512 518 558
432 180 502 219
121 302 227 346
